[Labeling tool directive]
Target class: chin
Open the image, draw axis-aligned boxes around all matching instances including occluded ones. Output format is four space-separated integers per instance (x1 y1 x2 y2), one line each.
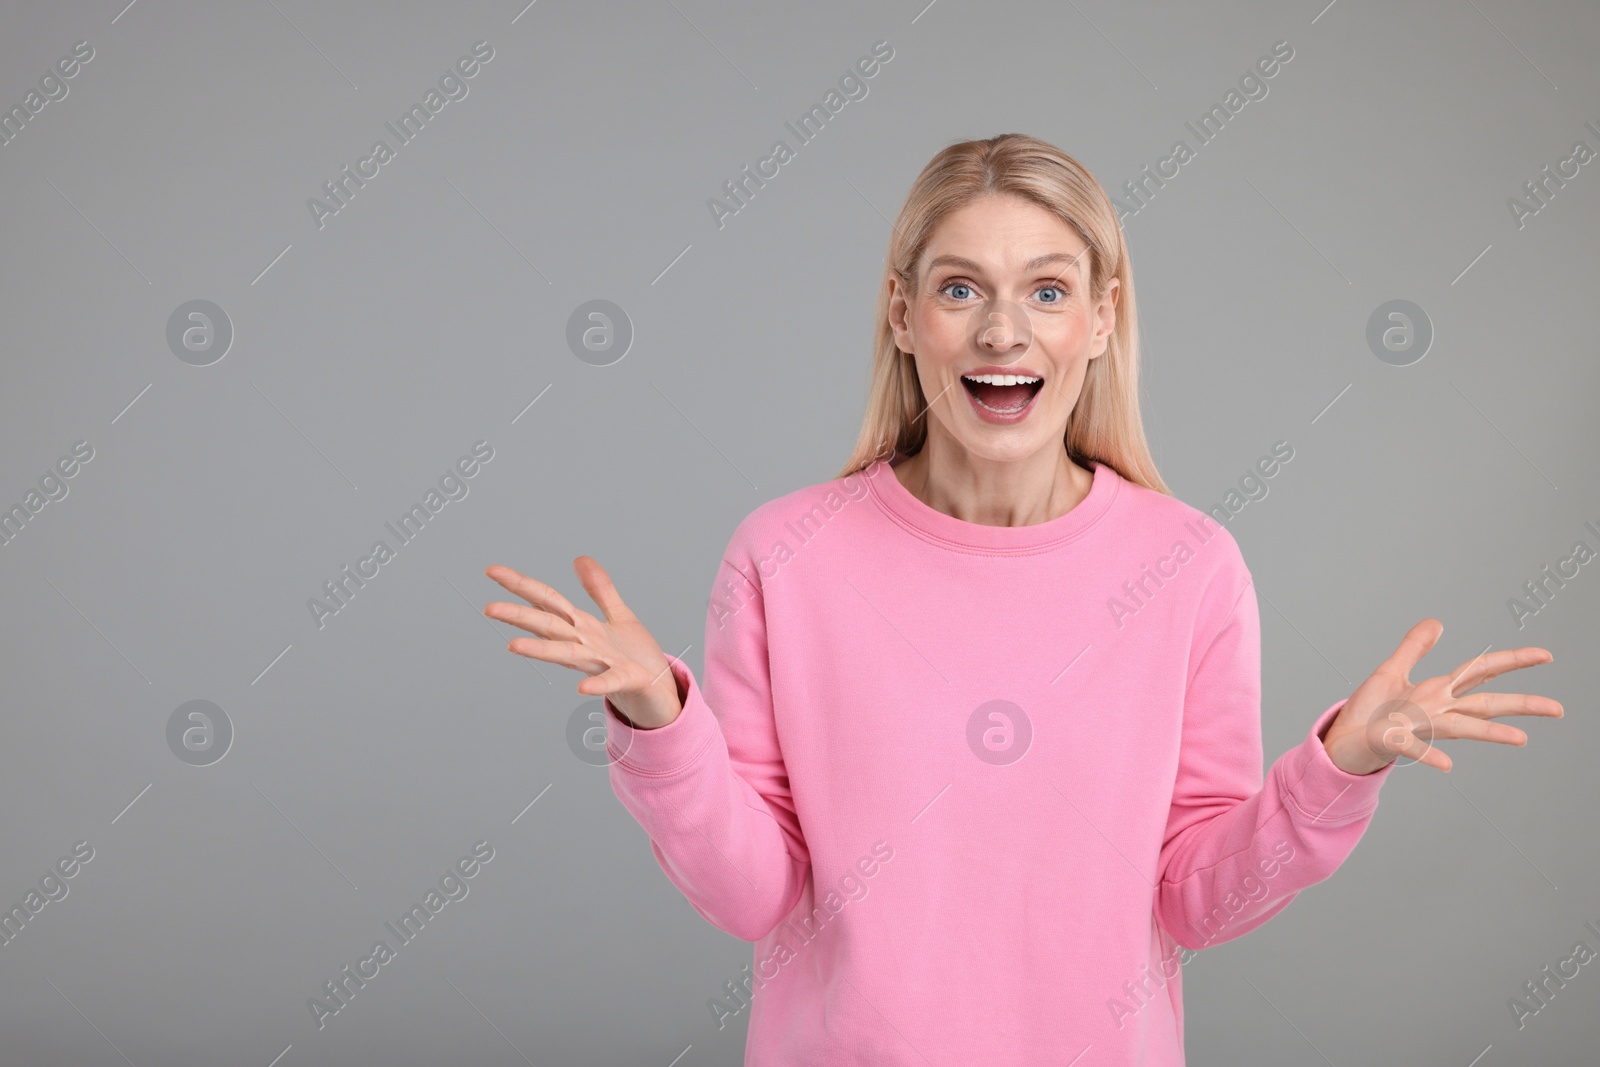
950 427 1069 463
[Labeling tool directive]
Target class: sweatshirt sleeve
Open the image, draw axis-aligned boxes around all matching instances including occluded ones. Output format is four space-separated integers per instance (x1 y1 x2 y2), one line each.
1153 537 1396 951
600 531 810 943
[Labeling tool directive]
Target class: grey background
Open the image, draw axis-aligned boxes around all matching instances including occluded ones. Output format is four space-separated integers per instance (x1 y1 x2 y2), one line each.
1 0 1595 1064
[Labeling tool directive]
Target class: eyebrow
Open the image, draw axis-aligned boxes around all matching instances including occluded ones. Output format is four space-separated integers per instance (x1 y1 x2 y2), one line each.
924 251 1088 277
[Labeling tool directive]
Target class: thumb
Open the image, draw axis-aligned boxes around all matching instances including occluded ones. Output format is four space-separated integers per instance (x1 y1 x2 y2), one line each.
573 556 636 624
1375 618 1443 683
577 667 627 696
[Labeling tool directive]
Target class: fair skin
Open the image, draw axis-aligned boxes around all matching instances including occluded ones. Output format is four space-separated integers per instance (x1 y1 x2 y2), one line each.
884 193 1112 527
482 192 1561 771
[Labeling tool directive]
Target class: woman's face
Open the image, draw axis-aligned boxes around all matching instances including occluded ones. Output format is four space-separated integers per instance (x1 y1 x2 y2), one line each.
887 193 1118 464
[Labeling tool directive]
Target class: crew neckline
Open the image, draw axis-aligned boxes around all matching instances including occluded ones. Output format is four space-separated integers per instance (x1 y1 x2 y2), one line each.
862 452 1121 555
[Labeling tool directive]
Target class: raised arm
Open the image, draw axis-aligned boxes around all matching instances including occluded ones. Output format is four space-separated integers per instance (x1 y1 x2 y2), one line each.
1153 565 1394 951
1153 555 1561 952
484 537 809 943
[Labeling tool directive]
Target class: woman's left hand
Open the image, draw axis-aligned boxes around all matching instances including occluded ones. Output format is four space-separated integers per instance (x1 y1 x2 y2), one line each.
1320 618 1563 775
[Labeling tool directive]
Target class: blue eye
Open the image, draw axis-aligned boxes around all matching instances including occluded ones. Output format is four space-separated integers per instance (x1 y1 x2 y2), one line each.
938 280 1068 304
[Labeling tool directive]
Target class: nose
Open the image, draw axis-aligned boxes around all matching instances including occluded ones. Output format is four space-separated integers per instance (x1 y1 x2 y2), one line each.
973 298 1032 366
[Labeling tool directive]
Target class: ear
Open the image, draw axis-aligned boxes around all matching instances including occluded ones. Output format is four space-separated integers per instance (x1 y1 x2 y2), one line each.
886 271 915 354
1087 276 1118 360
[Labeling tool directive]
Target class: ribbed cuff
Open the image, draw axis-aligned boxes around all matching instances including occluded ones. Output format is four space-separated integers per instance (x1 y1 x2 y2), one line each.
603 653 718 776
1275 698 1395 826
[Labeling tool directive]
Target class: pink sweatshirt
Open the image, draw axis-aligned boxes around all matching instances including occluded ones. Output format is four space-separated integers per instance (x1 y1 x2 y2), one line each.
603 454 1394 1065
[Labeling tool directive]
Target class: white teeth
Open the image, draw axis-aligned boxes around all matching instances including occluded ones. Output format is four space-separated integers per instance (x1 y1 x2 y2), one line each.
962 373 1041 386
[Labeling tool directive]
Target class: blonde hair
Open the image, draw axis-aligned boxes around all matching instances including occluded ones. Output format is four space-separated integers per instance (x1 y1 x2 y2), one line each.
835 133 1170 495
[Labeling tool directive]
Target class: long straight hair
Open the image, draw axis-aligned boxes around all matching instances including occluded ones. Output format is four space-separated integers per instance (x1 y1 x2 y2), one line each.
835 133 1169 495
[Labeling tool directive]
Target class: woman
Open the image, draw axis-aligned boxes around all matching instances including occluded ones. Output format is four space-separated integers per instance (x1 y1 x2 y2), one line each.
483 134 1561 1064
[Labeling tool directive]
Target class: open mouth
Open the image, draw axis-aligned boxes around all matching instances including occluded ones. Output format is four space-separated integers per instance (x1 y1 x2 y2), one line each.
961 373 1045 415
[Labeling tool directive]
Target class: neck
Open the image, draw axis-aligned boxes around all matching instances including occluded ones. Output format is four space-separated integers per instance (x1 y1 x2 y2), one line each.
892 442 1092 527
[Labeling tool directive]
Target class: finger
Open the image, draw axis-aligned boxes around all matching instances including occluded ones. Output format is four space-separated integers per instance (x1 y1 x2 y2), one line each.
573 556 638 625
1374 618 1444 683
577 666 640 697
580 655 677 698
1430 711 1530 748
483 600 579 643
484 565 583 625
1447 646 1554 696
505 635 601 673
1375 721 1452 772
1449 691 1564 720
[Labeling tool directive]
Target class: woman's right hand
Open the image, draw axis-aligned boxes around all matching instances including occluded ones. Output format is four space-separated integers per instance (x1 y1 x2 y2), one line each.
483 556 683 730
